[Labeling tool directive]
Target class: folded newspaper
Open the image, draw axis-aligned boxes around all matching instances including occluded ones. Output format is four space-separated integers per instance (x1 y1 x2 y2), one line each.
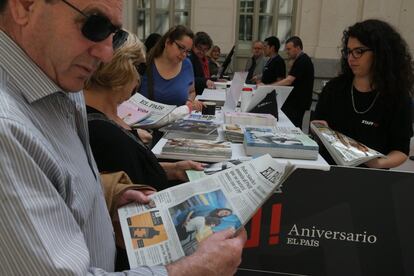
310 122 384 166
118 154 294 267
118 93 178 129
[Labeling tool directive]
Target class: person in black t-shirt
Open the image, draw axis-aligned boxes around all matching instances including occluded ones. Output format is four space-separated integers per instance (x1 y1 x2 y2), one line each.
259 36 286 85
268 36 314 128
313 19 414 169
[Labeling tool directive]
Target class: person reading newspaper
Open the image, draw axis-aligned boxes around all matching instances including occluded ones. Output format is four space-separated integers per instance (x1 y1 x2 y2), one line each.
0 0 246 274
313 19 413 168
84 30 215 269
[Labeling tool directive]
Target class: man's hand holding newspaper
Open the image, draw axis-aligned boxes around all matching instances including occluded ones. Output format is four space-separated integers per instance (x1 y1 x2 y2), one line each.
166 228 247 276
118 154 294 273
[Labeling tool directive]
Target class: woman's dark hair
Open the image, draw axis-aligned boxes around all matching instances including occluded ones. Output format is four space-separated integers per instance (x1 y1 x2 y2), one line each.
194 31 213 49
0 0 7 13
209 208 232 218
205 216 221 227
144 33 161 54
147 25 194 65
340 19 414 98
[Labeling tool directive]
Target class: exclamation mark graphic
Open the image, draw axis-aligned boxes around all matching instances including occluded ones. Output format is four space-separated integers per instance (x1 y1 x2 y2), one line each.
269 203 282 245
244 208 262 248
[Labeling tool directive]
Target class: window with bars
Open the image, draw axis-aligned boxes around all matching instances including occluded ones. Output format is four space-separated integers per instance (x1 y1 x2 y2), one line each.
136 0 191 40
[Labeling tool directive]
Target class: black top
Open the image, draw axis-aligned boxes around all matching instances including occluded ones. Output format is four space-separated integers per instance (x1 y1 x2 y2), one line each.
209 59 220 77
282 53 314 111
86 106 169 190
314 75 413 160
189 51 208 95
261 55 286 85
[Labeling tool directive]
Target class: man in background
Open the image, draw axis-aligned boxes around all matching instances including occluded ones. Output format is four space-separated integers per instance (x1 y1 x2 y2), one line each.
189 31 216 94
259 36 286 85
274 36 315 128
0 0 246 274
245 40 268 84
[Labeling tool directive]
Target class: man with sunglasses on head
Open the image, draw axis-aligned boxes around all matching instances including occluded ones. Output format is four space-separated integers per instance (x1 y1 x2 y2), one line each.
0 0 246 275
189 31 216 94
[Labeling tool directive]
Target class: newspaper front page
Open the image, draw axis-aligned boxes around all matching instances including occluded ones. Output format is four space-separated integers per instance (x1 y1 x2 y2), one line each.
126 93 176 128
118 154 293 267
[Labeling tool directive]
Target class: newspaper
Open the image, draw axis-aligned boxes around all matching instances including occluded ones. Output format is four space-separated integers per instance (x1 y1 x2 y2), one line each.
310 122 385 166
123 93 177 129
117 101 151 126
118 154 294 267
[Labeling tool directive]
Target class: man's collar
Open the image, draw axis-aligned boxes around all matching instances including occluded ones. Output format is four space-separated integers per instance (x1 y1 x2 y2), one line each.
0 31 65 103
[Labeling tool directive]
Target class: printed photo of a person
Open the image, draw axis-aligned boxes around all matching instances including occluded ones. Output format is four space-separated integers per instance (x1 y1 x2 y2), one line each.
169 190 241 256
258 133 303 146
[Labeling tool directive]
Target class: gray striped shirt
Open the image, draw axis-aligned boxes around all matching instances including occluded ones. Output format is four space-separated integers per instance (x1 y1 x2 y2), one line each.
0 31 167 275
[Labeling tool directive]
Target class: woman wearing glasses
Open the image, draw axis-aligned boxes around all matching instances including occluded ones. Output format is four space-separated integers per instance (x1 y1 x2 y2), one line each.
84 31 204 269
313 19 413 168
139 25 203 111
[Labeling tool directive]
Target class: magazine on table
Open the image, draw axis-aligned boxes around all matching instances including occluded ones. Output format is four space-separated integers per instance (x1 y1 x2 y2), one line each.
118 154 295 268
244 126 319 160
310 122 385 166
160 138 232 162
159 119 219 140
184 113 216 123
224 111 277 126
118 93 176 128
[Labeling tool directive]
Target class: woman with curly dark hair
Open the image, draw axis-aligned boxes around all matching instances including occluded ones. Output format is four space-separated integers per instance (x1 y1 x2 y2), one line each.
313 19 413 168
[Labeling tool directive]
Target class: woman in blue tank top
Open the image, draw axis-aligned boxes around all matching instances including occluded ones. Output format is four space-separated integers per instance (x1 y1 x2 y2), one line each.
140 25 204 111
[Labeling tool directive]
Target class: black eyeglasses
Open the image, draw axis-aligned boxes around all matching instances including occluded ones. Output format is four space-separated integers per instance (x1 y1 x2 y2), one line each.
341 47 373 59
174 41 192 55
61 0 127 49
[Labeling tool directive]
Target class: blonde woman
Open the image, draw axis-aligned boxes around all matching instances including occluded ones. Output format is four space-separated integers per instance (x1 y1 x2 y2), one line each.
208 45 221 77
84 31 203 193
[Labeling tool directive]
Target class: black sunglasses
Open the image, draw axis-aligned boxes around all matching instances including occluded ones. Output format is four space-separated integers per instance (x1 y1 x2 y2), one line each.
61 0 127 49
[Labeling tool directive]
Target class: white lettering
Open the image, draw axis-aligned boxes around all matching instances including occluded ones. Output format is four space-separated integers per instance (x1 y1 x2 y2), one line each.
367 235 377 243
361 120 374 126
286 224 377 245
288 224 299 236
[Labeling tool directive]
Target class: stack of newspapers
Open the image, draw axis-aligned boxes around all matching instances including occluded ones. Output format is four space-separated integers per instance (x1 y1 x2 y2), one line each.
161 138 232 162
159 119 219 140
118 154 295 268
222 124 244 143
223 111 277 126
243 126 319 160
